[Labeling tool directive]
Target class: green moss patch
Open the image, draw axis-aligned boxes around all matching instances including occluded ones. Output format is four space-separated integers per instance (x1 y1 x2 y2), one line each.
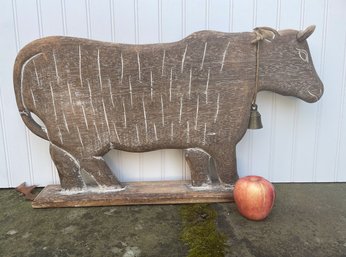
180 204 227 257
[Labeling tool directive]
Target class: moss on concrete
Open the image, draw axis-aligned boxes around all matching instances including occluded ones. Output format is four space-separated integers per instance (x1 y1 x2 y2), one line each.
180 204 226 257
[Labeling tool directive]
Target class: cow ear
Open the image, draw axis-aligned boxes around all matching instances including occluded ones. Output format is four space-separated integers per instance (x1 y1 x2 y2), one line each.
252 27 279 44
297 25 316 42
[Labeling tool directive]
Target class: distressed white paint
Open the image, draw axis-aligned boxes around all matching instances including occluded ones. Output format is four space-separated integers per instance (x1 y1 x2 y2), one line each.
200 42 208 70
78 45 83 87
0 0 345 187
160 94 165 126
220 41 231 72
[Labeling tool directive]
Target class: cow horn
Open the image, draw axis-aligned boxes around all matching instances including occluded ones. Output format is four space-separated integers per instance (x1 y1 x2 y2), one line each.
252 27 279 44
297 25 316 42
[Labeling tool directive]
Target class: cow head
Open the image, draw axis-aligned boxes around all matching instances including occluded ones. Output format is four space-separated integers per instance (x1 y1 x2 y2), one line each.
254 25 324 103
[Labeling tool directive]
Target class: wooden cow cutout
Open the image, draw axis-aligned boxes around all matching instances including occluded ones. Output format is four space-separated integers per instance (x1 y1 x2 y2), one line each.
13 26 323 196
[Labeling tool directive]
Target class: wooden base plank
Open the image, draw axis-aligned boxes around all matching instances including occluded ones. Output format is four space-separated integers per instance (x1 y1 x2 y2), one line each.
32 181 234 208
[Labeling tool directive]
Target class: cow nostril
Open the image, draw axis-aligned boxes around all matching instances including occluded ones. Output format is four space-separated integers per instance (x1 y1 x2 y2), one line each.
307 88 322 102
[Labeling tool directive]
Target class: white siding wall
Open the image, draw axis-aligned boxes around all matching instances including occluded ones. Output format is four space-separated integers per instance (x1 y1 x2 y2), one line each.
0 0 345 187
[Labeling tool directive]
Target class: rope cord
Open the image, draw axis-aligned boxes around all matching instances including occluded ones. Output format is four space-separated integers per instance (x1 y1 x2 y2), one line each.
252 41 260 107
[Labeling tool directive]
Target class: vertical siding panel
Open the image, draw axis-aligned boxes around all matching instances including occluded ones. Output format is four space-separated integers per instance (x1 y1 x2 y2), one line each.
0 88 10 187
110 0 116 42
315 0 344 182
114 0 136 44
208 0 229 32
185 0 207 35
89 0 112 42
62 0 88 37
228 0 234 32
19 0 61 186
231 0 254 32
336 34 346 181
7 0 38 187
138 0 159 43
40 0 64 36
0 0 17 187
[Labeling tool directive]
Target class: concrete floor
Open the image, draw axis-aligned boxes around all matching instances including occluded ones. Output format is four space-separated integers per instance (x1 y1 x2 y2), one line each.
1 183 346 257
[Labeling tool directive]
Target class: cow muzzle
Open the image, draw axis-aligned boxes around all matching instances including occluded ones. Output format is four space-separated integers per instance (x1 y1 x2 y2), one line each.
304 84 324 103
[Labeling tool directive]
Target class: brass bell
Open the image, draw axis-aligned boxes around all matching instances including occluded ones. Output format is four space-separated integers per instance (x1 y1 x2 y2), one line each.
248 104 263 129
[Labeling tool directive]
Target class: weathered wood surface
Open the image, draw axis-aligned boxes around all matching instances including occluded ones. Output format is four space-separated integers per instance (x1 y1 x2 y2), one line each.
32 181 233 208
14 26 323 192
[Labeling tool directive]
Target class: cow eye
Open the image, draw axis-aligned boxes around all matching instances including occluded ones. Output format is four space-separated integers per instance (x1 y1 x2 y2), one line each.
296 48 309 63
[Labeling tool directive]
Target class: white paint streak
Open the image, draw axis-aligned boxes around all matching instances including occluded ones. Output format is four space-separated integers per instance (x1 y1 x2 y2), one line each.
195 95 199 130
181 44 188 73
62 112 69 133
170 122 174 141
188 68 192 99
135 124 140 144
150 70 154 100
94 121 101 143
214 93 220 123
122 98 127 128
76 126 84 148
67 82 75 114
87 80 96 115
205 69 210 104
137 52 141 81
20 53 43 112
58 126 63 144
97 49 103 89
102 99 111 135
30 88 37 108
81 104 89 130
112 122 121 143
49 83 57 120
79 45 83 87
203 123 207 145
186 121 190 143
160 94 165 126
142 97 148 140
179 96 183 124
153 123 158 141
52 50 60 83
32 60 40 87
161 49 166 76
220 41 231 72
200 42 207 70
129 75 133 106
108 79 115 107
120 52 124 83
169 68 173 102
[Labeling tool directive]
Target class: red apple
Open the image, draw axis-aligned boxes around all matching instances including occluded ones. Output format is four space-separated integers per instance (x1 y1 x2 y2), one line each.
233 175 275 221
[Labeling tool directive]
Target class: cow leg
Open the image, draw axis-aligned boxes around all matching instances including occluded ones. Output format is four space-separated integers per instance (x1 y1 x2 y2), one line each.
80 157 122 188
212 146 238 186
49 144 85 190
185 148 217 186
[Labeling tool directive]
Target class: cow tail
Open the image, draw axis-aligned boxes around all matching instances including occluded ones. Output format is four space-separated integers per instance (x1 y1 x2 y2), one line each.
13 43 49 141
